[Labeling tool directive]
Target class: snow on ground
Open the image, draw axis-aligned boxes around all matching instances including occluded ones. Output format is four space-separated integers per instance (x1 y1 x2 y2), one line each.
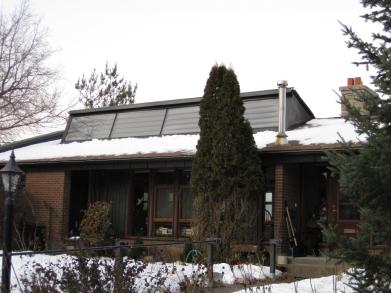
0 253 279 292
0 118 365 162
2 252 357 292
233 274 355 293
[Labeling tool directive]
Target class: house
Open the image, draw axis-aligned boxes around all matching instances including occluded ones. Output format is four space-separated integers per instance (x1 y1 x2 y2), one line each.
0 78 371 256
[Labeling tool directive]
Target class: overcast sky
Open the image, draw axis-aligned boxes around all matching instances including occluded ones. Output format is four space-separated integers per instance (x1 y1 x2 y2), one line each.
2 0 377 119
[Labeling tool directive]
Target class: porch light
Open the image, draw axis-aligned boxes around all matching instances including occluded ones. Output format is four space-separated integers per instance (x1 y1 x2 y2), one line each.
0 150 24 193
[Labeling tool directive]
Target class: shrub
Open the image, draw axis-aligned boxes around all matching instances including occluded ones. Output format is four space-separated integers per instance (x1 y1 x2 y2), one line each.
20 254 147 293
80 201 113 246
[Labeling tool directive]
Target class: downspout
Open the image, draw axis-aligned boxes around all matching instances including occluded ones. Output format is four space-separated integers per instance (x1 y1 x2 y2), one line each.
275 80 288 145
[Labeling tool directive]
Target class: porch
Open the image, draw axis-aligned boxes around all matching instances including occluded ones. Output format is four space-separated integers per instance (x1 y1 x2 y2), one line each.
267 162 360 257
65 156 359 259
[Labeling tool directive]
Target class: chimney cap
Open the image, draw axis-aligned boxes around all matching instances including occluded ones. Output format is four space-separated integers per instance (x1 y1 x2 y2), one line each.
277 80 288 87
347 77 363 86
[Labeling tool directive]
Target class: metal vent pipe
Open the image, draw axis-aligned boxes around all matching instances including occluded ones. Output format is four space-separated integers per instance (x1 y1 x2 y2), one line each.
275 80 288 145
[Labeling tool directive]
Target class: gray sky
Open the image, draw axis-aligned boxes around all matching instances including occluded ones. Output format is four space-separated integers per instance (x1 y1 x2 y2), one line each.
2 0 376 118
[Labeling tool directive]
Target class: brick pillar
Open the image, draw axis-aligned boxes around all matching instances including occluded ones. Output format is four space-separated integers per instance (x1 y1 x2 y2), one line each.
273 164 289 255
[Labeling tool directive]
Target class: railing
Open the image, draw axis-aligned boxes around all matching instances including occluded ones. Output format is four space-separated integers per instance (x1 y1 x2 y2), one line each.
0 238 220 288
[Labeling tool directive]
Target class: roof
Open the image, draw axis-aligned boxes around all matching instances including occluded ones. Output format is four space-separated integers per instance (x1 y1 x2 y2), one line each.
62 89 314 142
68 88 305 115
0 131 64 153
0 118 365 164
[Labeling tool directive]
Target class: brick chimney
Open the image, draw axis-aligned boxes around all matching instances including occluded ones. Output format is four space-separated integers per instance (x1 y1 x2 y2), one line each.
339 77 377 117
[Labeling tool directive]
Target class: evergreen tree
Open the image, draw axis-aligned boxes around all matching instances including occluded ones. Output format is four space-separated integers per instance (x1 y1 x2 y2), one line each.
326 2 391 291
191 65 264 259
75 62 137 108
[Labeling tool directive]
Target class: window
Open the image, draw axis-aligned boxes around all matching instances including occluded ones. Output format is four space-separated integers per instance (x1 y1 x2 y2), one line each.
180 188 192 219
179 187 193 237
154 186 174 237
155 188 174 218
264 191 273 223
339 191 360 220
151 171 193 238
153 172 175 237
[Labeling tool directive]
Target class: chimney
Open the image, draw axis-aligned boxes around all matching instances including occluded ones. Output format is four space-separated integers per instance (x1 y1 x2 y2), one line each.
339 77 376 117
275 80 288 145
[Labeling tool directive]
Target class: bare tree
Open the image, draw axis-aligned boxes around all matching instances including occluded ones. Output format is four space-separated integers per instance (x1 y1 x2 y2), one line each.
0 1 62 143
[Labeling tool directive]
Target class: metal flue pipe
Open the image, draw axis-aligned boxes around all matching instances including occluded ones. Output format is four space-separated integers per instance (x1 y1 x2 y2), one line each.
275 80 288 145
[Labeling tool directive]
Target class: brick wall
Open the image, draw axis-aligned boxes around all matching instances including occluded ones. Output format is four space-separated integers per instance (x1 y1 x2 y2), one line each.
273 164 301 255
25 171 67 248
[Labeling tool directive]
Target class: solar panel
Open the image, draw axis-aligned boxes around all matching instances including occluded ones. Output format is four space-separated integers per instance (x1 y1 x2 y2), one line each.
161 106 200 135
110 109 166 138
65 113 116 141
244 99 278 130
64 96 283 142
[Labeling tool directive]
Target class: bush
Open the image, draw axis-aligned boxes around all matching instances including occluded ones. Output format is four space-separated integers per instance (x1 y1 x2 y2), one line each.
20 254 147 293
80 201 113 246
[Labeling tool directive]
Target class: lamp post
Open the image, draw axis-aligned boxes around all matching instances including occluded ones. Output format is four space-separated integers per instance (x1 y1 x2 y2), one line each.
0 151 23 293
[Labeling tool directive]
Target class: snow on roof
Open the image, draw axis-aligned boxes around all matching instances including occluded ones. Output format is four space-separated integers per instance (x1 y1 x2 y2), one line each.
0 118 365 163
258 117 366 147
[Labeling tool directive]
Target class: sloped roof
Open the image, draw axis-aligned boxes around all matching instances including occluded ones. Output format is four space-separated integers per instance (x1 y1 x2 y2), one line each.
0 118 365 164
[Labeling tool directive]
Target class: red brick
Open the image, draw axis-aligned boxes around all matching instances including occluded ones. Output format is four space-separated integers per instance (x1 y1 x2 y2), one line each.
25 171 66 247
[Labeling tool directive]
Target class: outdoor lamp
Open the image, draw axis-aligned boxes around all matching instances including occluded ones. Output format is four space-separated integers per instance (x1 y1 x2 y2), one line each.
0 150 23 193
0 150 23 293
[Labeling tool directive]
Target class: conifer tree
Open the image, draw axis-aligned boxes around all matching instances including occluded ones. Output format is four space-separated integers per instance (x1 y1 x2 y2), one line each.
75 63 137 108
326 1 391 291
191 65 264 259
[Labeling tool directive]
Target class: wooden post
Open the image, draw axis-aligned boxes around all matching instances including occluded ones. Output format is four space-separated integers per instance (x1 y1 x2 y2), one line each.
148 171 155 237
268 239 282 277
113 246 124 292
207 240 214 288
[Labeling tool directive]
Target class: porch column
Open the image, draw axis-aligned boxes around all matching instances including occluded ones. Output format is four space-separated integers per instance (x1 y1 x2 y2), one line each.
273 164 289 255
147 171 155 237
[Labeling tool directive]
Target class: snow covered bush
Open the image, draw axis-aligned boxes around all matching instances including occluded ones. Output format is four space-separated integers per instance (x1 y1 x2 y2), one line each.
20 254 146 293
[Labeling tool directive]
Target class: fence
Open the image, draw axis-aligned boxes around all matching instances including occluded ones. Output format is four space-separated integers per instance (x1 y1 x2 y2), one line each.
0 238 220 290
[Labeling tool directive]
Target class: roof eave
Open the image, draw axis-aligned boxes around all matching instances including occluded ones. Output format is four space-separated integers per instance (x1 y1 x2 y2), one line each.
0 142 364 166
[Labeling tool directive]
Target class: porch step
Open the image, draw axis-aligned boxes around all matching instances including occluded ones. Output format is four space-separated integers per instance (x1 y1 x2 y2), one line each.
285 257 345 278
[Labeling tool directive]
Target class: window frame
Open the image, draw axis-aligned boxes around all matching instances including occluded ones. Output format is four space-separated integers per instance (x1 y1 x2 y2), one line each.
337 190 360 222
264 191 273 224
153 184 175 237
151 175 193 238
